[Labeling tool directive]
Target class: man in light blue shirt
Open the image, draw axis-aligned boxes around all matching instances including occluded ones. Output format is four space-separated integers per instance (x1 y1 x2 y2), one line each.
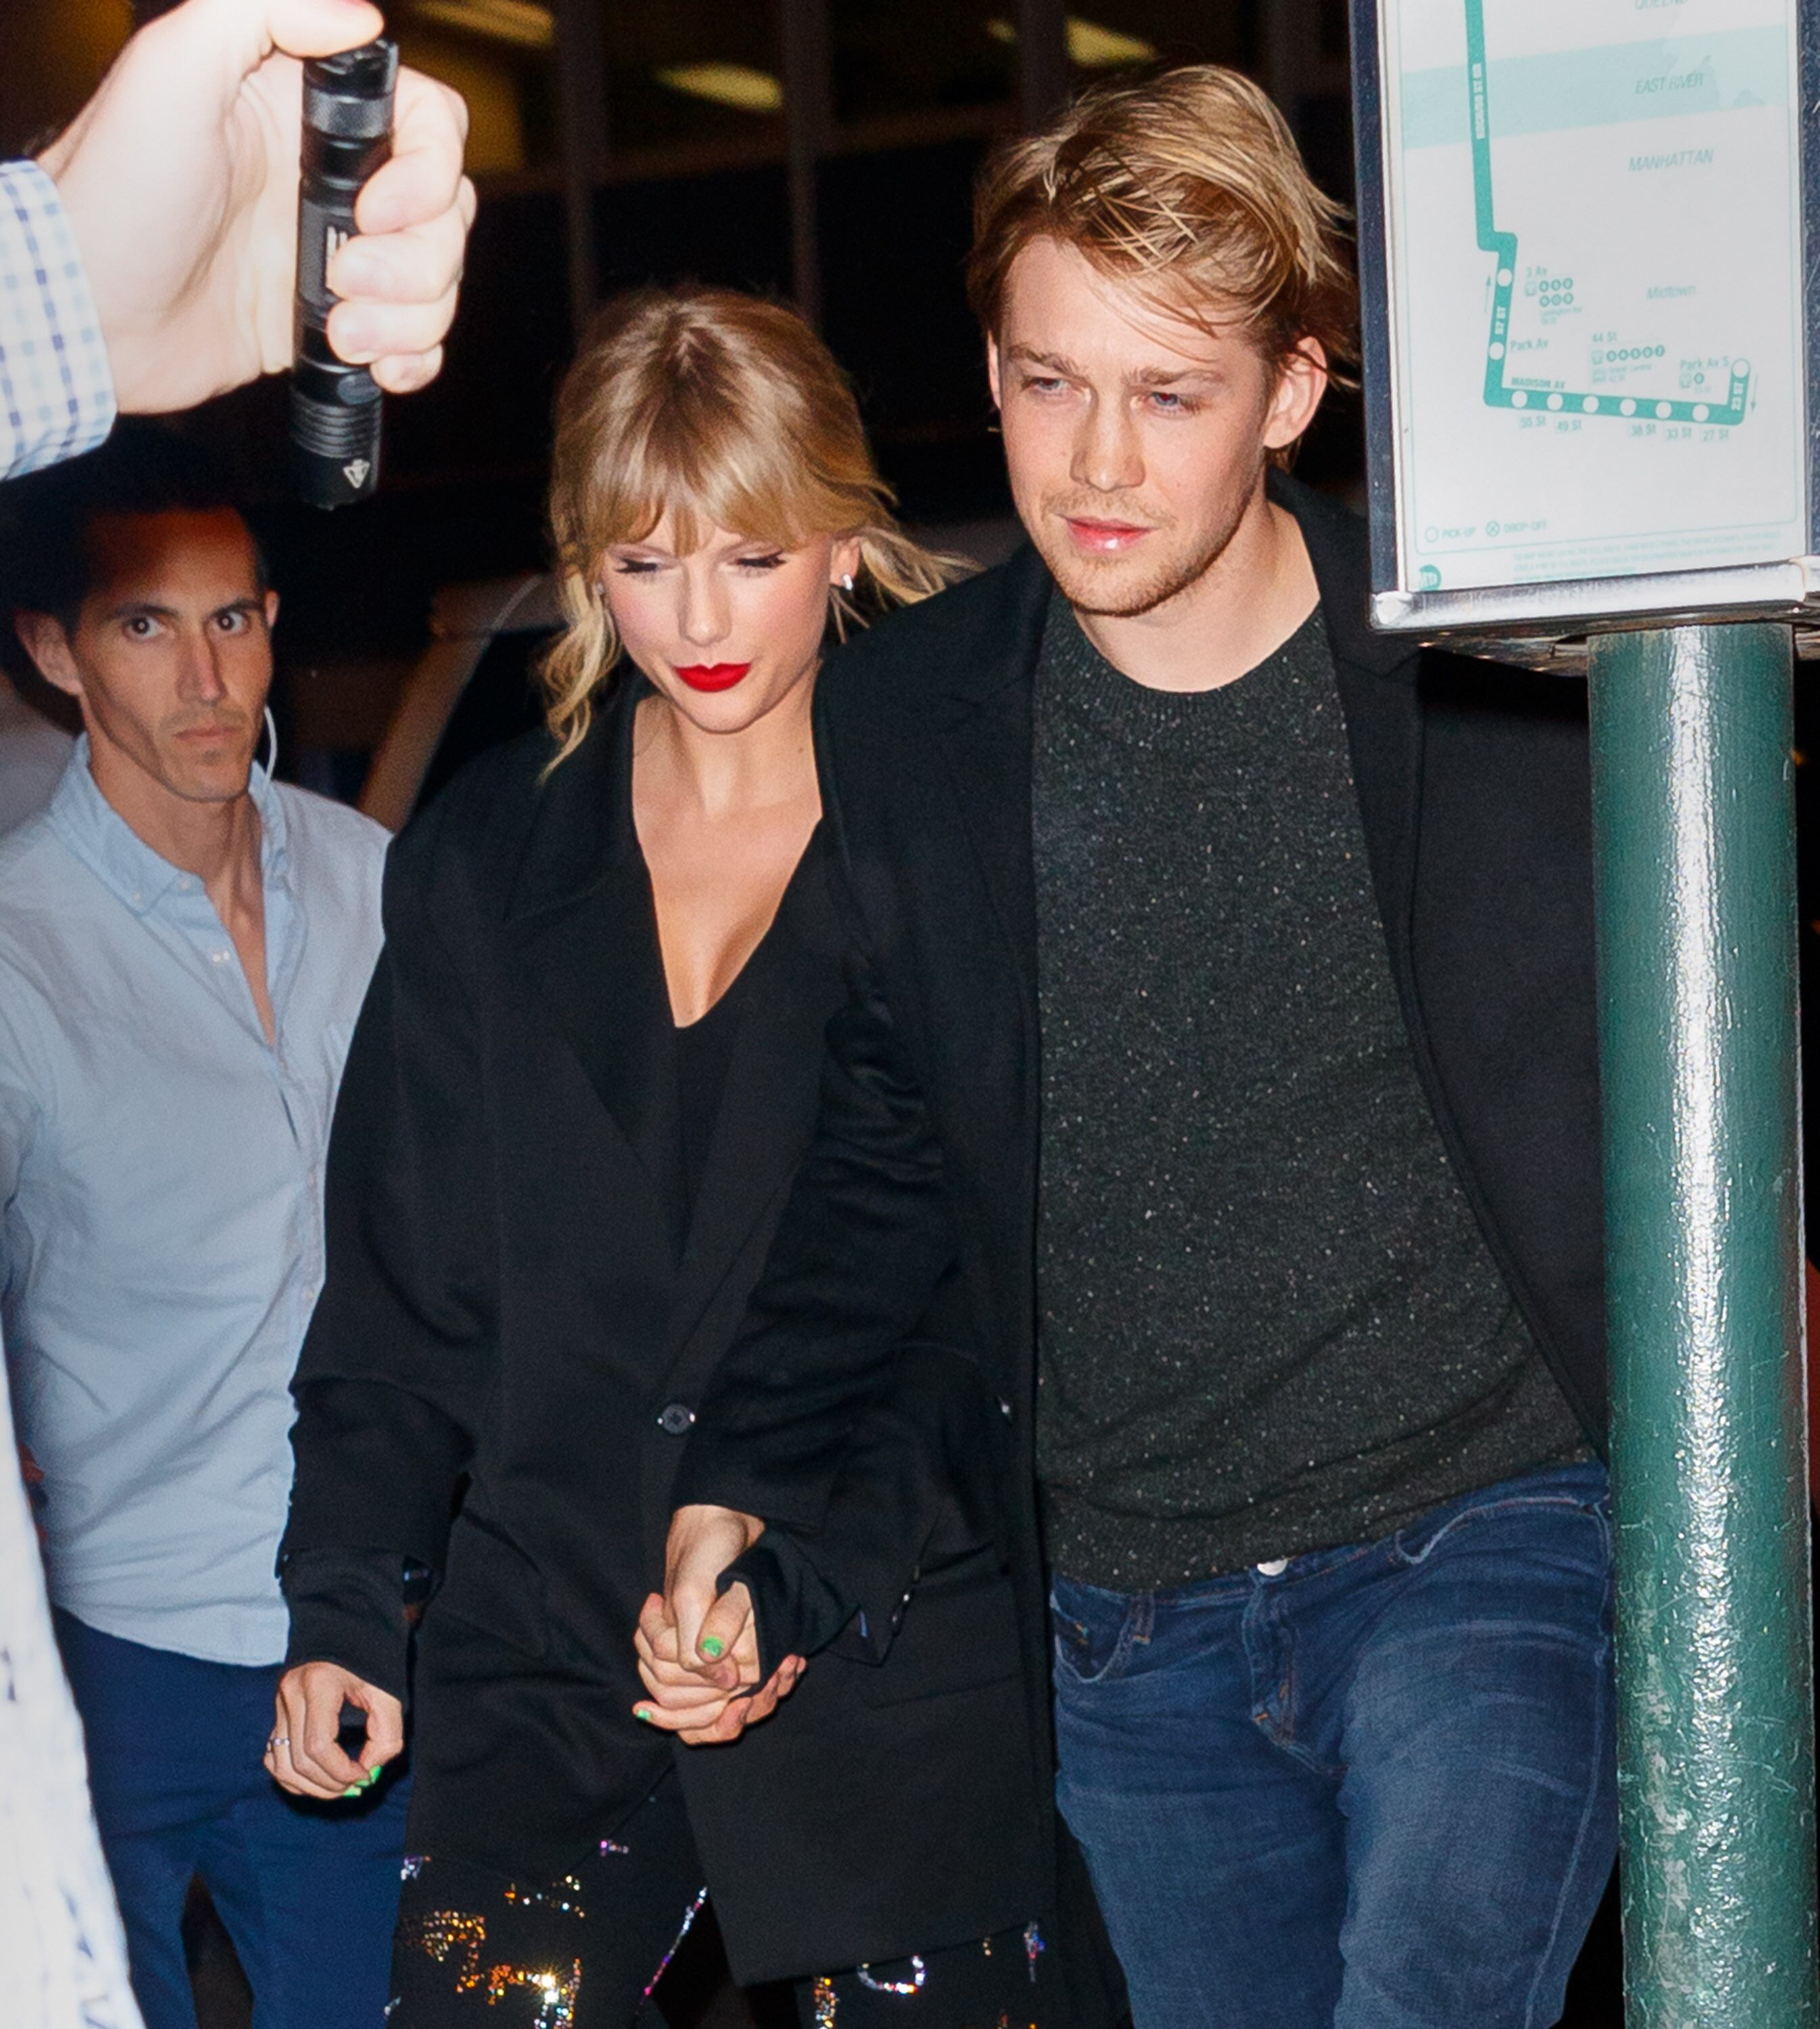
0 425 402 2029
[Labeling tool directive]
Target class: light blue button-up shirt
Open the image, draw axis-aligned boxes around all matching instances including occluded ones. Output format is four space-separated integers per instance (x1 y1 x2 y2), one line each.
0 742 386 1664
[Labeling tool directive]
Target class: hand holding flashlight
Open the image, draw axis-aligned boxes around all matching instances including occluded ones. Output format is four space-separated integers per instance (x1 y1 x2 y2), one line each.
294 39 397 507
35 0 473 417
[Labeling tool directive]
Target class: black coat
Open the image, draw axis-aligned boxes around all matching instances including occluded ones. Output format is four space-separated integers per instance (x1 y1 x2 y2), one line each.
676 473 1608 1928
281 680 1064 1988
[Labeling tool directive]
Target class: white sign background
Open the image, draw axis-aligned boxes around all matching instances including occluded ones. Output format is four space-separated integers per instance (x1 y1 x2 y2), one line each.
1379 0 1807 596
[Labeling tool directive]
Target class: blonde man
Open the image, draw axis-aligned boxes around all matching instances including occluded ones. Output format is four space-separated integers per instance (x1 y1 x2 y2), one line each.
659 68 1613 2029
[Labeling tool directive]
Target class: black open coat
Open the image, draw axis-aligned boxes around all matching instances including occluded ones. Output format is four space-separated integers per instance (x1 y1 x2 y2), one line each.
675 473 1608 1928
281 680 1065 1987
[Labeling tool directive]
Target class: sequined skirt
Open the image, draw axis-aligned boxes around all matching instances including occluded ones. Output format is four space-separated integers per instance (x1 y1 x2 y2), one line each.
390 1774 707 2027
796 1924 1053 2029
388 1781 1054 2029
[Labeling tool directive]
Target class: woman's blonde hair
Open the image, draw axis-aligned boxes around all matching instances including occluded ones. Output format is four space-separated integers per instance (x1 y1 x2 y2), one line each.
540 285 962 766
967 66 1359 461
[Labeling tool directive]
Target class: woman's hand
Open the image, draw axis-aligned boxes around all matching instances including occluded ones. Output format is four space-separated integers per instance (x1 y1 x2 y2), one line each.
633 1591 804 1746
266 1661 402 1800
661 1502 766 1683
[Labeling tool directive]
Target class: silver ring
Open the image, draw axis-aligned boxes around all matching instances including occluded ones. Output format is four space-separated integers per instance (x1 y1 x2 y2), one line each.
268 1735 289 1750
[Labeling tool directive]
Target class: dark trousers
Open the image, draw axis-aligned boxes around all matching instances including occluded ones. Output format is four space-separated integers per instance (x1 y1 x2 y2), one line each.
57 1610 410 2029
1052 1462 1617 2029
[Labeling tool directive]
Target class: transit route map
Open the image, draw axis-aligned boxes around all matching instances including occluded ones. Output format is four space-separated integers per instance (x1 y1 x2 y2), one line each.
1378 0 1806 599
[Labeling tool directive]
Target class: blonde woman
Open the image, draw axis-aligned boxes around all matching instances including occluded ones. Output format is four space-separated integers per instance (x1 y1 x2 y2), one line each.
264 288 1092 2028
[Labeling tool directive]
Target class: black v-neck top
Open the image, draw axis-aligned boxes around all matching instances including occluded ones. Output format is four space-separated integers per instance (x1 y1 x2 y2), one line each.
668 818 828 1234
676 969 751 1221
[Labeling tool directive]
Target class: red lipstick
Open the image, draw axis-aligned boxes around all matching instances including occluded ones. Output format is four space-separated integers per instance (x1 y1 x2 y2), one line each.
673 661 752 693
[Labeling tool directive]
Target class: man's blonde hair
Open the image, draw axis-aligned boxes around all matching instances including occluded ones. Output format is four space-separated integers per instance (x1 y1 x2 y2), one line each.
541 286 962 767
968 65 1358 440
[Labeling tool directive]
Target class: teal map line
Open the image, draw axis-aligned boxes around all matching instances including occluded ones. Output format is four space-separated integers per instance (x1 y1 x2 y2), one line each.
1463 0 1749 427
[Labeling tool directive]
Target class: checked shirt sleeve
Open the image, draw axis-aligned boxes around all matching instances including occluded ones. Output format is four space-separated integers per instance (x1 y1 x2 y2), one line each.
0 162 115 482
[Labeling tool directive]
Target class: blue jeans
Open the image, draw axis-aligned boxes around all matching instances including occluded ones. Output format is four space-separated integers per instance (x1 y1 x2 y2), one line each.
57 1612 410 2029
1052 1462 1616 2029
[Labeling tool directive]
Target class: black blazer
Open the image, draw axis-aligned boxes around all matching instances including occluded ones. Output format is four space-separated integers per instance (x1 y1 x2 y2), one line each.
281 680 1065 1988
676 473 1608 1923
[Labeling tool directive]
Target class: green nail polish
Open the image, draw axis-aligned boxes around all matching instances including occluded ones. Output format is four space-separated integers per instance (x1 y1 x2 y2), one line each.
343 1783 364 1798
364 1767 383 1788
634 1706 653 1723
700 1636 725 1660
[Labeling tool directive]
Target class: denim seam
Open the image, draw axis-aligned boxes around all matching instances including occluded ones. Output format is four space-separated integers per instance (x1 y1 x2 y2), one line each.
1393 1493 1606 1568
1246 1595 1345 1780
1520 1547 1614 2026
1052 1591 1149 1685
1259 1721 1345 1781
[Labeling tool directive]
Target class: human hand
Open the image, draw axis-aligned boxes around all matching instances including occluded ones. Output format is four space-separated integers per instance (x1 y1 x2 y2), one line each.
37 0 474 413
267 1660 403 1800
661 1503 768 1689
634 1592 804 1746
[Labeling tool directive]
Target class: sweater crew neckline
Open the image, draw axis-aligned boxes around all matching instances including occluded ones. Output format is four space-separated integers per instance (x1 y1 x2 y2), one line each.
1038 592 1328 745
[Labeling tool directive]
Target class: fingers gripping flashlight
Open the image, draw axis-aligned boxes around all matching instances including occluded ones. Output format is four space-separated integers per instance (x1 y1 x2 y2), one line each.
291 39 399 509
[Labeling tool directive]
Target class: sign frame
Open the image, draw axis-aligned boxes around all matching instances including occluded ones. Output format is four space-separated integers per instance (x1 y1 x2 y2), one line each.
1350 0 1820 653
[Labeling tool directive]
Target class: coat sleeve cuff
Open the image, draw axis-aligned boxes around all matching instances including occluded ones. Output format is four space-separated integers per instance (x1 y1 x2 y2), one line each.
279 1547 412 1704
718 1531 865 1681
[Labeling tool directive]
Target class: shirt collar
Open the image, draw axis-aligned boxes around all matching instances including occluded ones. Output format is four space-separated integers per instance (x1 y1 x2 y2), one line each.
47 734 289 916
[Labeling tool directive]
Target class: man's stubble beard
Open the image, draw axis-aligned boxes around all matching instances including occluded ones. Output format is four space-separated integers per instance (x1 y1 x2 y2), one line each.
1027 482 1255 622
151 711 260 806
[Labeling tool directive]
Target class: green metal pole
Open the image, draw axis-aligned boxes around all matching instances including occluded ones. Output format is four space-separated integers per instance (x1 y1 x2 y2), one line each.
1587 623 1817 2028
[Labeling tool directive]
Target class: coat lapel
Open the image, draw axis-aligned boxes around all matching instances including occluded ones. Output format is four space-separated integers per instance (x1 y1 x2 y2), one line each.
929 545 1051 1026
1276 471 1426 983
506 682 684 1249
935 689 1039 1017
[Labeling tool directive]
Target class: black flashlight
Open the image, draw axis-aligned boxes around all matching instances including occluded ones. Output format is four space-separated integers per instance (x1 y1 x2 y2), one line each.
291 38 398 510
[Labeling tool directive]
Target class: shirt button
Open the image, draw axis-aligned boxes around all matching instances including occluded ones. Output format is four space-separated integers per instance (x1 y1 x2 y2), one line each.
656 1402 695 1437
210 950 231 964
1257 1558 1290 1577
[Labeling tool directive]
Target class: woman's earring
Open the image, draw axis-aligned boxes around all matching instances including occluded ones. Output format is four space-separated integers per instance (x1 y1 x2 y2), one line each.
841 574 855 593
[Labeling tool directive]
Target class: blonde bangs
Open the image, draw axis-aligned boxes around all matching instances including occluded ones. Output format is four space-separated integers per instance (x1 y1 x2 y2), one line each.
540 286 954 768
587 398 848 563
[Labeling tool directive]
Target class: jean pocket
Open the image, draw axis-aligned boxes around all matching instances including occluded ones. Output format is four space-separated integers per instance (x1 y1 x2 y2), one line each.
1391 1483 1611 1572
1050 1583 1140 1685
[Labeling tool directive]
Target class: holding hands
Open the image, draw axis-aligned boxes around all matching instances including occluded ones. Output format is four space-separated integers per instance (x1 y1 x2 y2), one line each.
264 1504 802 1802
636 1504 806 1744
264 1504 805 1798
